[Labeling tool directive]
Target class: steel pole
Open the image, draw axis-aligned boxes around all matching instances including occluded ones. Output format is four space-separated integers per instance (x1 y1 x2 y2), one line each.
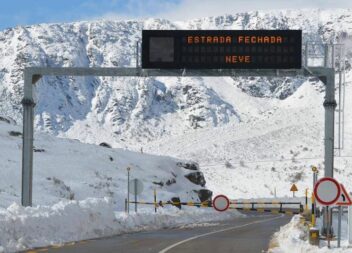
136 41 139 68
327 206 331 247
323 71 336 178
134 179 137 213
338 206 342 247
338 46 342 153
304 42 308 67
127 168 130 214
322 68 336 236
314 172 318 217
324 44 330 68
154 189 157 213
342 46 346 150
313 171 317 216
349 206 352 245
305 189 308 211
21 70 35 207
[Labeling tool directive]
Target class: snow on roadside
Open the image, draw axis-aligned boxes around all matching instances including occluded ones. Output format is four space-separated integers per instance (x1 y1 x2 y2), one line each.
269 215 352 253
0 197 242 253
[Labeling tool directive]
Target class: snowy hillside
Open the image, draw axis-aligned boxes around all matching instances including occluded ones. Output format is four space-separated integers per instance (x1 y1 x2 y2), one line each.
0 9 351 145
144 72 352 198
0 117 211 208
1 8 352 200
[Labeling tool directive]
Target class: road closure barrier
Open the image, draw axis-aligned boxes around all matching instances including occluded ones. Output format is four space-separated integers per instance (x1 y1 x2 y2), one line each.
127 199 303 215
229 201 303 215
128 200 212 207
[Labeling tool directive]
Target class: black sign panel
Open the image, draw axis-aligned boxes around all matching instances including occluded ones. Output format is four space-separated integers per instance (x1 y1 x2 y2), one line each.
142 30 302 69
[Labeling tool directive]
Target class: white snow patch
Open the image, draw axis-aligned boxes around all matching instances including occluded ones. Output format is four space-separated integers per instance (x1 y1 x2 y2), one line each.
0 197 242 253
270 215 352 253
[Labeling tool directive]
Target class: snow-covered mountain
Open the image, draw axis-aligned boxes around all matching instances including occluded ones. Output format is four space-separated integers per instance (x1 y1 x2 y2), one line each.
1 9 352 199
0 9 350 145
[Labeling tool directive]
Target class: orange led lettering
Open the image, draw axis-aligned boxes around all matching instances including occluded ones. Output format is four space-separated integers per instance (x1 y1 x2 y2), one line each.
225 55 251 63
237 35 283 44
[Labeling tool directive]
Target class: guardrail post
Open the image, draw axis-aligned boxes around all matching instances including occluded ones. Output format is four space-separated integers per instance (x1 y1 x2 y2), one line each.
251 203 255 210
279 203 283 213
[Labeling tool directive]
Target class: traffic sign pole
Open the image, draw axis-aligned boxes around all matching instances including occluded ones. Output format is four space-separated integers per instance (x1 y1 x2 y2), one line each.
128 178 144 213
338 205 342 248
290 184 298 198
305 188 308 211
349 206 352 245
312 167 318 217
127 167 130 214
314 177 340 237
154 189 157 213
134 178 138 213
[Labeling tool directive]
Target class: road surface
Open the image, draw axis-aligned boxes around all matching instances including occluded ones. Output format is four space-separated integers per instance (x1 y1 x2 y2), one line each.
26 212 291 253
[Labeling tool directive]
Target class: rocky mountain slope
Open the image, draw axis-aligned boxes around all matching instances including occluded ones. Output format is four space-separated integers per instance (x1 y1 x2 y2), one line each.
1 9 352 198
0 9 351 146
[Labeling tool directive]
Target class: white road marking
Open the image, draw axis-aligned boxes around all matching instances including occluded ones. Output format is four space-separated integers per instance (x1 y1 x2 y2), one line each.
158 214 285 253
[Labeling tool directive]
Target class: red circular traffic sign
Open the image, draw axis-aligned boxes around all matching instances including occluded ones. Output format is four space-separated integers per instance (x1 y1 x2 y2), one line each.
314 177 341 206
213 195 230 212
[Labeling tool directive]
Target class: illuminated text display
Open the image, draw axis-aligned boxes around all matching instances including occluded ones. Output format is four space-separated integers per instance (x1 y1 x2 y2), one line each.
142 30 302 69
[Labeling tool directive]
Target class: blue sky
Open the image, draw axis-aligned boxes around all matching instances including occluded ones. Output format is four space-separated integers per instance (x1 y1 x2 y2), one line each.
0 0 180 30
1 0 352 30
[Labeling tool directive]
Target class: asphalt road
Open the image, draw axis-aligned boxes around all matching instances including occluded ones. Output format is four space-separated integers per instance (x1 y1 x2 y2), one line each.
27 212 291 253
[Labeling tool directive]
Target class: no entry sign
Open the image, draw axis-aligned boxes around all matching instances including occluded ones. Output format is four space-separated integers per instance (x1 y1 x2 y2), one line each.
213 195 230 212
314 177 341 206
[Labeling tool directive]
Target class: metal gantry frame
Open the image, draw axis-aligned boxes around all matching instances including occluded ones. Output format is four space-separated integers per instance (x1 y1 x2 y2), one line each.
21 66 335 208
304 42 346 155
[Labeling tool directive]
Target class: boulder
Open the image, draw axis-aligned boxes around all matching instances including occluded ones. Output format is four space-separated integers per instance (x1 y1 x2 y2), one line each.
195 189 213 204
99 142 112 148
184 172 206 187
170 197 182 209
176 162 199 171
8 131 22 137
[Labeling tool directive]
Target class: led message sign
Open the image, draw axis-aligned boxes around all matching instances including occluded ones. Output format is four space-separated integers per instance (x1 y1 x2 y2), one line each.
142 30 302 69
